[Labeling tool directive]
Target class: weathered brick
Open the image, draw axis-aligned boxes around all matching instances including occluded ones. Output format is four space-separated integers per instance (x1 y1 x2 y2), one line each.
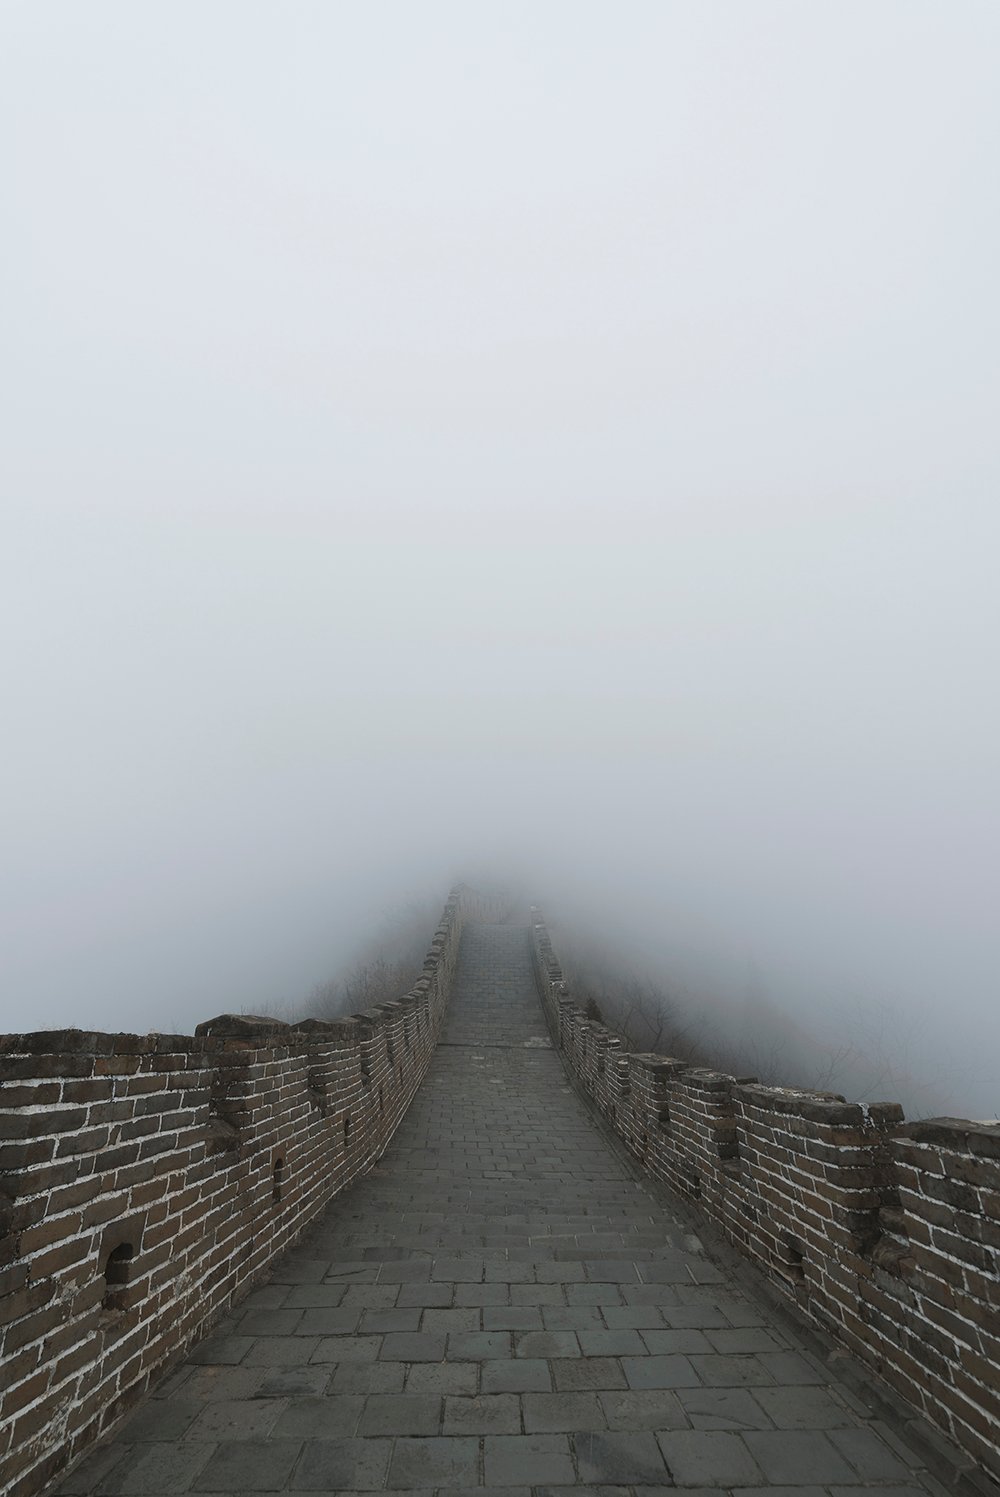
4 1303 67 1354
1 1055 94 1081
1 1369 52 1420
60 1080 113 1104
54 1127 109 1157
0 1109 86 1140
19 1233 92 1287
17 1214 83 1255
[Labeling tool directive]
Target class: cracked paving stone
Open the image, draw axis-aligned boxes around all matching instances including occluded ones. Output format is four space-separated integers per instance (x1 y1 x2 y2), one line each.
657 1429 764 1486
184 1400 286 1441
447 1330 511 1360
522 1391 607 1431
640 1328 713 1355
290 1438 391 1490
743 1429 858 1484
484 1434 575 1486
622 1354 701 1389
443 1394 522 1433
355 1394 442 1436
186 1337 255 1366
551 1357 628 1392
116 1400 201 1442
328 1362 406 1393
236 1310 304 1337
599 1389 688 1430
271 1396 365 1438
677 1386 774 1430
254 1368 330 1399
481 1358 552 1393
358 1308 421 1334
386 1437 479 1488
751 1385 856 1429
244 1338 322 1367
421 1308 481 1333
688 1354 775 1387
827 1426 913 1479
107 1445 213 1496
379 1331 446 1361
193 1439 303 1491
483 1307 543 1332
406 1363 479 1395
578 1328 648 1357
515 1331 580 1359
574 1430 669 1484
282 1285 348 1309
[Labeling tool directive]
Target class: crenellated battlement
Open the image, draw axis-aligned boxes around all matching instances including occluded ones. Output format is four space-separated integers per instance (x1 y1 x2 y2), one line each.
530 905 1000 1485
0 886 503 1497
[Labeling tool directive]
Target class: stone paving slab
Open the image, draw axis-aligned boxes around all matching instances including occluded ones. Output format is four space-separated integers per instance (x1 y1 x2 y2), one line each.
51 924 959 1495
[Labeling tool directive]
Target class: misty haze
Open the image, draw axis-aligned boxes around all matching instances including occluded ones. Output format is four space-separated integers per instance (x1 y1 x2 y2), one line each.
3 2 998 1127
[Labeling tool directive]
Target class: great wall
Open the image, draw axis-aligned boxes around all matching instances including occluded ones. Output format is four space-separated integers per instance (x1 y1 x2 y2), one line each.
1 888 997 1495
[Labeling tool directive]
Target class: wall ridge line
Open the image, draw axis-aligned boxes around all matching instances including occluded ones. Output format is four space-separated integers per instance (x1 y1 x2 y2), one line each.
0 883 505 1497
529 902 1000 1489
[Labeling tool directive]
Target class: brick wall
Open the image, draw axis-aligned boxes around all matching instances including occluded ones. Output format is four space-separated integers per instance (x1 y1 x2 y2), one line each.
530 907 1000 1483
0 885 499 1497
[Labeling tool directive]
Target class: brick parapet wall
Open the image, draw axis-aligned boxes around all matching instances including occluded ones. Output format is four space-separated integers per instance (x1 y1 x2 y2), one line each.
0 885 500 1497
530 907 1000 1483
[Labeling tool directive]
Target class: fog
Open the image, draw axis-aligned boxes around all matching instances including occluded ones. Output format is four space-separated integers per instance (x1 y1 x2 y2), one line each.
3 3 998 1119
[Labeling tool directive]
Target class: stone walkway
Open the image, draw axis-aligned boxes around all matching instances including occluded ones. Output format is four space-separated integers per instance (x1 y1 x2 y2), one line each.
57 924 948 1496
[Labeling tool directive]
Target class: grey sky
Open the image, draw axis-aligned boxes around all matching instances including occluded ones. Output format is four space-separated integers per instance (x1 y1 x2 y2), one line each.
3 3 998 1114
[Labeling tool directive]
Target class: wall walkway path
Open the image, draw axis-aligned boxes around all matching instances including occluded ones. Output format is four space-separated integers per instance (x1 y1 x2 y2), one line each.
49 925 963 1496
